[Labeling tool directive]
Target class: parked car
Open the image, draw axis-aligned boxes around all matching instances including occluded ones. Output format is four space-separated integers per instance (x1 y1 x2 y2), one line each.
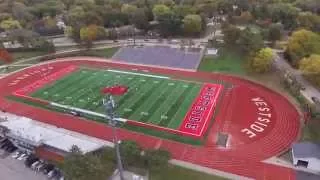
43 164 55 174
12 151 21 159
25 155 39 167
17 153 28 160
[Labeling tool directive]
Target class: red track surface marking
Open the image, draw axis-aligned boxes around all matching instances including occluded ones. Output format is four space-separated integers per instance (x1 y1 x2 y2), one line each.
0 57 301 180
14 65 77 95
179 83 222 137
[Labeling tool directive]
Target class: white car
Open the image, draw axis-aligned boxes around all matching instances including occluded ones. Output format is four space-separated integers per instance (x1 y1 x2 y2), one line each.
17 153 27 160
11 151 21 159
31 161 41 170
47 170 55 178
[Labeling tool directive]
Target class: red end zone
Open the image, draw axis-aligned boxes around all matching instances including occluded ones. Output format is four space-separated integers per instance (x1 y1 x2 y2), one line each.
179 83 223 137
127 83 223 138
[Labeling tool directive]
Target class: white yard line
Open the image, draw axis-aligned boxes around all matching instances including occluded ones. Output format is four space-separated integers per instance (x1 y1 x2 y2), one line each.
107 69 169 79
50 102 127 123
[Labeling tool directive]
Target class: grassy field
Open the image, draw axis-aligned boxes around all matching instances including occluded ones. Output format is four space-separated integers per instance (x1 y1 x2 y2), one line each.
198 52 246 75
12 51 48 60
150 165 227 180
30 67 202 130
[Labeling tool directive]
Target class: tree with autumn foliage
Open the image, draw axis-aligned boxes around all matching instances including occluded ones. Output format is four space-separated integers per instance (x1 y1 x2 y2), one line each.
299 54 320 88
80 24 98 49
0 48 13 64
248 48 274 73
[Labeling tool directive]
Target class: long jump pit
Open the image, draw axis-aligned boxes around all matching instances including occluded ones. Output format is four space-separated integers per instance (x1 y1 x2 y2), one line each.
0 57 301 180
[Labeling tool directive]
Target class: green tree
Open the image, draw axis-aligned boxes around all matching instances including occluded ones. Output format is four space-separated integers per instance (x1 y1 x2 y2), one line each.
152 4 171 20
222 24 241 47
157 11 182 37
121 4 138 16
268 23 283 44
299 54 320 87
267 3 299 30
61 153 113 180
120 140 142 167
238 27 264 55
131 8 149 30
286 29 320 66
60 0 76 10
297 12 320 32
0 18 21 30
249 48 274 73
183 14 202 35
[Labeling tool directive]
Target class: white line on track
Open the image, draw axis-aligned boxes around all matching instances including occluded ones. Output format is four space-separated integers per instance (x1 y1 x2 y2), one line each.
107 69 170 79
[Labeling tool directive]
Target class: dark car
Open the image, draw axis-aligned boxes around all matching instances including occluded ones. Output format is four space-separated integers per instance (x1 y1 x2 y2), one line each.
1 140 11 148
311 97 320 104
8 146 17 153
25 155 39 167
43 164 55 174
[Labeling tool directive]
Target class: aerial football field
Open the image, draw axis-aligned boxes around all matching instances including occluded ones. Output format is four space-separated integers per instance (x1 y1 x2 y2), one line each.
12 65 222 141
0 57 301 179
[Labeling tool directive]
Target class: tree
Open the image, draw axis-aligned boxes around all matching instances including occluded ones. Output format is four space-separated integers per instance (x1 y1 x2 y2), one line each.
286 29 320 66
238 27 264 55
183 14 202 35
61 153 113 180
299 54 320 87
119 140 142 167
232 11 253 24
60 0 76 10
249 48 274 73
121 4 138 16
222 24 241 47
157 11 182 37
297 12 320 32
131 8 149 30
0 48 13 63
268 23 283 44
0 18 21 30
267 3 299 30
152 4 171 20
80 24 98 49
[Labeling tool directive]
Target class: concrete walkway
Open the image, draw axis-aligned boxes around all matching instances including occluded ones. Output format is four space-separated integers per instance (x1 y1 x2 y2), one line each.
169 159 252 180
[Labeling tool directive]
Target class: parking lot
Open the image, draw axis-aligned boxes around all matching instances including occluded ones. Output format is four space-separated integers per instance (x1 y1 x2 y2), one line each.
0 136 64 180
0 150 47 180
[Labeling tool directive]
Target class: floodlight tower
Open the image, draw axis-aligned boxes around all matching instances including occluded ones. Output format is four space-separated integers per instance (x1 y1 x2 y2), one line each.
103 95 125 180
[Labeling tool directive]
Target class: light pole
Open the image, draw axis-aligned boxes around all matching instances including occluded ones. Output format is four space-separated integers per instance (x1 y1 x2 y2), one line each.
103 95 125 180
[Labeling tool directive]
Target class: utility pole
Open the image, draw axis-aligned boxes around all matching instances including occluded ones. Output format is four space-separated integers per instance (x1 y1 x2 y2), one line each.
104 95 125 180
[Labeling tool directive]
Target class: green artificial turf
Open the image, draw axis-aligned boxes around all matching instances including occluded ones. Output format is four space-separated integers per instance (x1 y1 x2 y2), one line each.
30 67 202 130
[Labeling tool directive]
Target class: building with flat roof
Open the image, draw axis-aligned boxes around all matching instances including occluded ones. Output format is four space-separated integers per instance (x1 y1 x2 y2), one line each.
0 111 113 161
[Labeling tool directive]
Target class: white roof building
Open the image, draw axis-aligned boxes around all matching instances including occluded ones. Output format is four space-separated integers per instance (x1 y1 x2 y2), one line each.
0 112 113 154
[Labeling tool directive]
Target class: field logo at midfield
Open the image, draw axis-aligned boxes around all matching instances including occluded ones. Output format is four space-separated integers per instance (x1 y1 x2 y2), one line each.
179 83 223 137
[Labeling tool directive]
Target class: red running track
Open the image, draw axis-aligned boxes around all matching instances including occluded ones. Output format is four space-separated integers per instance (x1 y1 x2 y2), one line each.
0 57 300 180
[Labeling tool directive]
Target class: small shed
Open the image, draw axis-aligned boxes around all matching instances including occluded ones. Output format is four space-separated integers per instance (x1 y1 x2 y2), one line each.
292 142 320 172
206 48 219 56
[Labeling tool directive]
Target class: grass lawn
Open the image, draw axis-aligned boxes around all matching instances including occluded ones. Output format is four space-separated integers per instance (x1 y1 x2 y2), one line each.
85 47 119 58
198 52 246 75
150 165 227 180
301 118 320 142
11 51 48 61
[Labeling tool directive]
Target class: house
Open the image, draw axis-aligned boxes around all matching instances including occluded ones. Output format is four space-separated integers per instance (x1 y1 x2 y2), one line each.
292 142 320 172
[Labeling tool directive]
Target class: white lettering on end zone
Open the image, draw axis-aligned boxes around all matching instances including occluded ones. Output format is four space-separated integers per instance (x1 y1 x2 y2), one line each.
241 97 273 139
